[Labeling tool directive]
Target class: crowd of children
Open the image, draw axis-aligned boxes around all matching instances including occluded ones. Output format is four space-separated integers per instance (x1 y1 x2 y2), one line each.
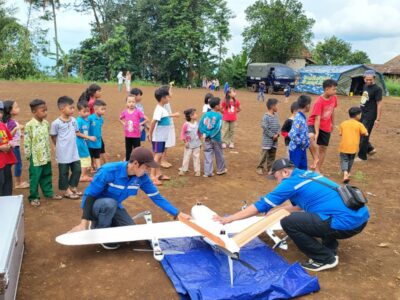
254 78 370 184
0 75 378 202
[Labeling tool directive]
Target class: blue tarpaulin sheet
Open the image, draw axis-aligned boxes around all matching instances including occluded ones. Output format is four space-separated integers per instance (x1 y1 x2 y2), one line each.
159 237 320 300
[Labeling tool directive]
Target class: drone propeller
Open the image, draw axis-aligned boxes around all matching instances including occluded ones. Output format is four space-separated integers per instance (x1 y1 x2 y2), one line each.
131 210 152 221
212 244 257 272
231 256 257 272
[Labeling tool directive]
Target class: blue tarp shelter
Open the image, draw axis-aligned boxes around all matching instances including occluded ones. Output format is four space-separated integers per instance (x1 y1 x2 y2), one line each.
160 237 320 300
294 65 387 96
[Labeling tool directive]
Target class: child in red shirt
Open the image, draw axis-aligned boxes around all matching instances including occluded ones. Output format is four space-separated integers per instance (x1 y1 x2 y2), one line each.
78 84 102 114
0 101 17 196
221 87 241 149
307 79 338 173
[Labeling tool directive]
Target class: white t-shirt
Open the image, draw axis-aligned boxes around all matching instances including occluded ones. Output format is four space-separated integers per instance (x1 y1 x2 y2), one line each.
202 104 211 113
50 117 80 163
164 103 176 147
117 73 124 84
152 105 171 142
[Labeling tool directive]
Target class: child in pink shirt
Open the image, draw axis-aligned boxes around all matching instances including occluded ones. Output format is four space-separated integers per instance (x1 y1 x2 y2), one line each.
120 95 148 161
178 108 202 177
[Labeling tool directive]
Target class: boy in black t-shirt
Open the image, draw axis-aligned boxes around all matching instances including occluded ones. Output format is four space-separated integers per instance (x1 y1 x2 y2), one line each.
357 70 383 161
281 101 299 157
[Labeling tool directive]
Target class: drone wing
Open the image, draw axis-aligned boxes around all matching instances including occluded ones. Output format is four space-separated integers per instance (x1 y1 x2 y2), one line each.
56 221 201 246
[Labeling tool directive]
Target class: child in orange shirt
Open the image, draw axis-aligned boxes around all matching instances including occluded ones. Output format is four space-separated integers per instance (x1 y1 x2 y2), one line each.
339 107 368 183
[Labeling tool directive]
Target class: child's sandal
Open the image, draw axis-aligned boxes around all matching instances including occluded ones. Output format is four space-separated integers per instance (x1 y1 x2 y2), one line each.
151 178 163 186
50 194 63 200
79 176 93 182
158 175 170 181
63 193 80 200
30 199 41 207
15 182 30 189
72 190 83 196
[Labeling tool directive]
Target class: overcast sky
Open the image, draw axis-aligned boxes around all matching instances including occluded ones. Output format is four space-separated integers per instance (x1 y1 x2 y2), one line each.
9 0 400 65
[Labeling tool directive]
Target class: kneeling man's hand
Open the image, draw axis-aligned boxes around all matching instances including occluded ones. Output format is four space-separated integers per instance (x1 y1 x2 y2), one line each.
212 214 233 225
177 212 192 221
68 220 89 233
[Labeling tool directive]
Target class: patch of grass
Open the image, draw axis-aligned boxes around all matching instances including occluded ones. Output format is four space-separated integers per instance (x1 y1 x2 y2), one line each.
353 170 367 183
0 76 158 87
385 78 400 97
162 177 188 188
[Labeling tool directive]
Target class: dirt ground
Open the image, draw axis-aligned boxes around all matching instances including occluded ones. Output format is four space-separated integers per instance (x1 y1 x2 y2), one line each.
1 81 399 299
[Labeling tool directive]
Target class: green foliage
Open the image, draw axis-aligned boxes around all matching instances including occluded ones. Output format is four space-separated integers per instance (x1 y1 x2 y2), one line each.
101 25 131 79
243 0 314 63
69 25 131 81
218 52 248 88
69 0 232 85
0 2 38 79
347 50 371 65
69 35 108 81
385 78 400 97
312 36 371 65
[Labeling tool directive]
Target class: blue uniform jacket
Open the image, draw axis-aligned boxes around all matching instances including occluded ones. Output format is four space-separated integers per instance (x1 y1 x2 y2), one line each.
81 162 179 217
254 168 370 230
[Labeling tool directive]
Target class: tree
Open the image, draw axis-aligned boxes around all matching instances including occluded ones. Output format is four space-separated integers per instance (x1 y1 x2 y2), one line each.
101 25 131 79
312 36 371 65
24 0 61 68
73 0 128 43
0 1 38 78
243 0 314 63
69 25 130 81
212 0 233 67
218 52 248 88
348 50 371 65
69 35 108 81
70 0 232 84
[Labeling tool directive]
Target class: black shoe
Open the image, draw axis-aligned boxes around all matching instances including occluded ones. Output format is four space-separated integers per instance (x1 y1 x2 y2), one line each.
101 243 120 250
301 256 338 272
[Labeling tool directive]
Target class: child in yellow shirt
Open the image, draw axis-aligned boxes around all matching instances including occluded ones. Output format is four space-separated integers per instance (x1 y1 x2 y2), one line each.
339 107 368 183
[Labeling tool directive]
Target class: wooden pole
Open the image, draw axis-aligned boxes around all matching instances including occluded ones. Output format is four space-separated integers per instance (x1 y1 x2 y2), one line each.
178 214 226 248
232 209 290 248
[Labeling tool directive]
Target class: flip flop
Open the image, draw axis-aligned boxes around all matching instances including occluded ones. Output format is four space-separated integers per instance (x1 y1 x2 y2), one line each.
63 193 80 200
158 175 170 181
160 162 172 169
152 178 163 186
79 176 93 182
30 199 41 207
15 182 30 189
71 190 83 196
343 178 350 184
50 194 63 200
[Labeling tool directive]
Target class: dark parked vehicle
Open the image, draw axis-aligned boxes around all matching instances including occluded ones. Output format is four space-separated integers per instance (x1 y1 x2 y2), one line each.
247 63 296 94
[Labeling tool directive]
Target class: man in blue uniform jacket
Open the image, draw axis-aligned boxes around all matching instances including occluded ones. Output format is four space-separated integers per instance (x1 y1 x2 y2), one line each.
214 158 369 272
69 147 190 249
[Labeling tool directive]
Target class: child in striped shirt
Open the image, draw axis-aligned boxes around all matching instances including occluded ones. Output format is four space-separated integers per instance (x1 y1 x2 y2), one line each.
256 98 280 175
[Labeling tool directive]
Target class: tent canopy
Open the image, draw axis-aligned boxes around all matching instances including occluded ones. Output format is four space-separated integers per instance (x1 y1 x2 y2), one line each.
294 64 387 96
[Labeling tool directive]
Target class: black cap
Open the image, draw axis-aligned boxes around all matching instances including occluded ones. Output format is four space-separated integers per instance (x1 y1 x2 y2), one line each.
129 147 159 168
268 158 295 178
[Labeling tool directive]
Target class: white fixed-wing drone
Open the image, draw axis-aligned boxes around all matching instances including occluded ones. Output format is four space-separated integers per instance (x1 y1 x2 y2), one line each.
56 204 289 286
